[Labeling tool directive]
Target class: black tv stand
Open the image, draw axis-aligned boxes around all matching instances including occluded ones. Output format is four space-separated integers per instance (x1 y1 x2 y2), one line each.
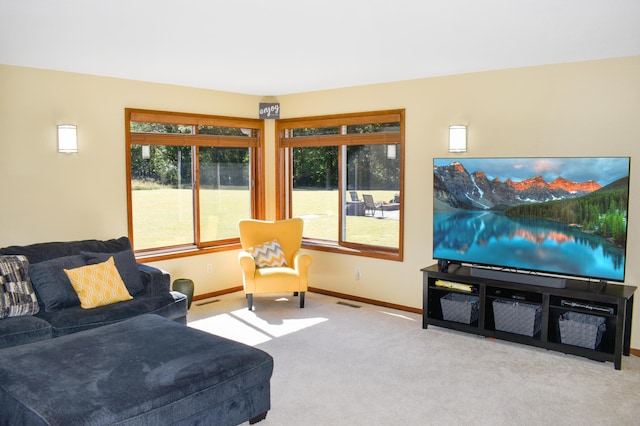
588 280 608 294
422 264 636 369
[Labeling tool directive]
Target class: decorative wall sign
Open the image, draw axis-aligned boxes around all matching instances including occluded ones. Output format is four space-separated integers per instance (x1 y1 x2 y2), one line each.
259 102 280 119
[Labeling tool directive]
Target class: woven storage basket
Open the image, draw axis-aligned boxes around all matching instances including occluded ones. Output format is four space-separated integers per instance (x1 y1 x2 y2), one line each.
492 299 542 336
440 293 479 324
558 311 606 349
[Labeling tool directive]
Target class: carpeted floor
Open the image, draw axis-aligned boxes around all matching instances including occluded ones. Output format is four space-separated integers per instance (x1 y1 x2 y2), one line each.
187 291 640 426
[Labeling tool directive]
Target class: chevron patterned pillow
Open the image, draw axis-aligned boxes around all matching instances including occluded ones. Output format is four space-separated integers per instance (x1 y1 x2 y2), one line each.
250 239 288 268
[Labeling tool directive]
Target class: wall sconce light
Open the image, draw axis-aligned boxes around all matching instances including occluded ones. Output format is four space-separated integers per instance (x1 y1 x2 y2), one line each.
141 145 151 159
449 125 467 153
57 124 78 153
386 144 397 160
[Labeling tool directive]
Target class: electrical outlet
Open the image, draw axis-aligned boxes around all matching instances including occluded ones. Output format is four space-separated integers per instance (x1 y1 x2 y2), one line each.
355 267 362 280
206 263 213 273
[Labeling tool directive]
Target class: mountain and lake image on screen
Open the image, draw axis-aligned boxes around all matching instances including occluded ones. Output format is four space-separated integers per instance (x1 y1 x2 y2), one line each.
433 157 630 282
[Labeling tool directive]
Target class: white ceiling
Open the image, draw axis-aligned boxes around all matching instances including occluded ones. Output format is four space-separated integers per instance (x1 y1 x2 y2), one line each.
1 0 639 96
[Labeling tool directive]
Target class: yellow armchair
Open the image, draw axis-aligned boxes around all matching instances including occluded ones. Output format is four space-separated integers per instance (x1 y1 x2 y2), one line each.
238 218 312 310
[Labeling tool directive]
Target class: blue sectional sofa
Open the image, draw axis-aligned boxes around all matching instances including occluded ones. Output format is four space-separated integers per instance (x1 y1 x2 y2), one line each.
0 236 187 348
0 237 273 425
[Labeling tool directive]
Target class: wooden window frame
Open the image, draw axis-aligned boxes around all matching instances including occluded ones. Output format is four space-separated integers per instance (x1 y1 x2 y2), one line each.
276 109 405 261
125 108 265 262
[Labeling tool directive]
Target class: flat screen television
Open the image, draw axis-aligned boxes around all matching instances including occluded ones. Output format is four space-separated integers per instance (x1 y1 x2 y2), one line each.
433 157 630 283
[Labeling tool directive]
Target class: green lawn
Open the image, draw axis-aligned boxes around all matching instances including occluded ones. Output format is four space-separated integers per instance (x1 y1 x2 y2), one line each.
293 190 400 247
132 189 399 249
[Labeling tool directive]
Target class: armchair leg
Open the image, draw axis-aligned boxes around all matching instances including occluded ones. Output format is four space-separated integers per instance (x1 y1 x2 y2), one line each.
247 294 253 310
299 291 305 308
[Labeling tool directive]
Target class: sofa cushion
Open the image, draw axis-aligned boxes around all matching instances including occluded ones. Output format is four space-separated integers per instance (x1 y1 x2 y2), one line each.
35 292 187 336
250 239 288 268
0 315 52 350
0 236 131 265
28 255 85 312
0 314 273 426
64 257 133 309
0 255 39 318
81 249 144 296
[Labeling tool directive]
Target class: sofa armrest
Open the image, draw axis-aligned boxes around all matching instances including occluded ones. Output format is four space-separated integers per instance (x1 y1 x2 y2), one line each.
137 264 171 296
293 250 312 288
238 251 256 293
293 249 312 271
238 251 256 274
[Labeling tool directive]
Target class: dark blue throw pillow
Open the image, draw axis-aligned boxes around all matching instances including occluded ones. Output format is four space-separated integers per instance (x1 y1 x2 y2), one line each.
81 249 144 296
28 255 85 312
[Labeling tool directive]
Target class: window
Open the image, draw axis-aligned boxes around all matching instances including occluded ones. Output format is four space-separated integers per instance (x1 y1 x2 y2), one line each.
276 110 404 260
125 109 263 257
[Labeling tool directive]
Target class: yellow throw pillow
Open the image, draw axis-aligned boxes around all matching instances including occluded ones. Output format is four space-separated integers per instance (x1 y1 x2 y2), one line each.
64 256 133 309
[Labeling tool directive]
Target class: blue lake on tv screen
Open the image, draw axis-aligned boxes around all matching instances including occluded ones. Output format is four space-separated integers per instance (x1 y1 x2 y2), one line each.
433 211 626 281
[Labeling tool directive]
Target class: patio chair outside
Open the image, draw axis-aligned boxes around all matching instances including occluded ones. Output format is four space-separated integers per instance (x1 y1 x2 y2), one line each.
362 194 384 217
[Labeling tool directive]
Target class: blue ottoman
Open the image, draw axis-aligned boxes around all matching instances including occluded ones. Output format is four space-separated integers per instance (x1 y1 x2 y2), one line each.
0 314 273 425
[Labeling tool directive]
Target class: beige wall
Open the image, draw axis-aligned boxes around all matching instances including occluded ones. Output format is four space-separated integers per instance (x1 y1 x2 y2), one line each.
1 57 639 347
